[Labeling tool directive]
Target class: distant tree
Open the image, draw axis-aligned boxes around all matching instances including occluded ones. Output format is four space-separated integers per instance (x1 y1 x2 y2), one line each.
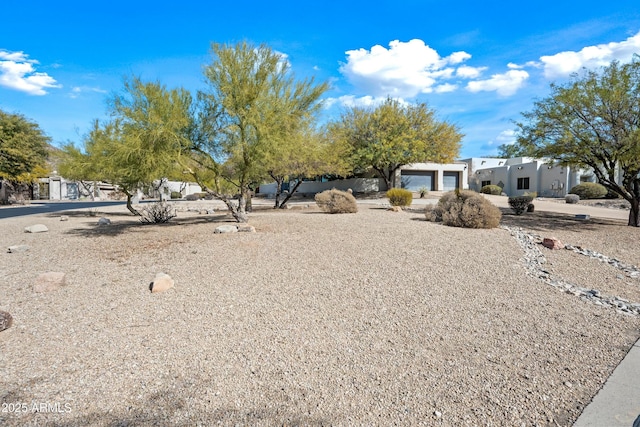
59 77 192 214
265 125 352 208
190 41 329 221
516 57 640 226
0 110 50 202
328 98 462 190
497 142 525 158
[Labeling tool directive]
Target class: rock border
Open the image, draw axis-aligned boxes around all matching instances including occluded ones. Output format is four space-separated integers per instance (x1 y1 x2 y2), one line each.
503 226 640 316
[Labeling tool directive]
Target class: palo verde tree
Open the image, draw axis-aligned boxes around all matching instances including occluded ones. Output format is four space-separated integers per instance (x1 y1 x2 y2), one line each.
515 57 640 226
0 110 50 203
328 97 462 190
191 41 329 222
59 77 192 214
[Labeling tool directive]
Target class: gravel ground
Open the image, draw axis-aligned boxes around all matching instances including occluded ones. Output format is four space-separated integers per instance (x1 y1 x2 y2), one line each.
1 201 639 426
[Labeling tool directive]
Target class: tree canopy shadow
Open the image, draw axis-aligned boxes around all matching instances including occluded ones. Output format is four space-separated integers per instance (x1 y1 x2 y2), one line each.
62 214 235 237
499 208 627 233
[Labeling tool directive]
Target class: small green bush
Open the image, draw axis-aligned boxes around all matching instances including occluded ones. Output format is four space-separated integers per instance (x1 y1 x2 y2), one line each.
480 184 503 195
170 191 182 199
565 194 580 204
508 195 533 215
569 182 607 199
425 190 501 229
386 188 413 207
315 189 358 214
604 187 621 199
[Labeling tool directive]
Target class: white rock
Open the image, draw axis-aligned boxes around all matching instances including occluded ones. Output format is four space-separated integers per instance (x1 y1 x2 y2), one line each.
215 225 238 234
24 224 48 233
237 225 256 233
60 215 69 221
7 245 30 253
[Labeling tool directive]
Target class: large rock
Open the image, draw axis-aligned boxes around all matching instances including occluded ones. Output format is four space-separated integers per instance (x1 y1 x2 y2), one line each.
150 273 174 293
34 272 66 293
98 217 111 225
215 225 238 234
542 237 564 250
0 311 13 332
7 245 30 253
24 224 48 233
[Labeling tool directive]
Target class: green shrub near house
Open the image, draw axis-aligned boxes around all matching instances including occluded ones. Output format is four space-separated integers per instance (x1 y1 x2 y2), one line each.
480 184 502 195
425 190 501 229
386 188 413 207
170 191 182 199
569 182 607 199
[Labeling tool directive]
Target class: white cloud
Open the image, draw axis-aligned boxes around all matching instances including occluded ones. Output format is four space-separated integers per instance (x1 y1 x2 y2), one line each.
339 39 472 98
540 31 640 78
324 95 400 109
466 70 529 96
456 65 487 79
69 86 107 99
0 50 61 95
496 129 516 143
434 83 458 93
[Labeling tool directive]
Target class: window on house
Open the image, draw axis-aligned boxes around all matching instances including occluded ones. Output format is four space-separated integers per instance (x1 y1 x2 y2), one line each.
517 177 530 190
481 180 491 187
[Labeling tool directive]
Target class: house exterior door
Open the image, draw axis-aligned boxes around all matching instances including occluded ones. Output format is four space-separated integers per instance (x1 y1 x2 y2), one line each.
443 172 460 191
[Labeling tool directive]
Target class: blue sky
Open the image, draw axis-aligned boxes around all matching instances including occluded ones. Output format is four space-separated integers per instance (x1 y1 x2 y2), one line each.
1 1 640 158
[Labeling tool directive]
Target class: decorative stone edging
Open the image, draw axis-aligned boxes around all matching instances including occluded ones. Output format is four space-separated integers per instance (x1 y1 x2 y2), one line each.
502 226 640 316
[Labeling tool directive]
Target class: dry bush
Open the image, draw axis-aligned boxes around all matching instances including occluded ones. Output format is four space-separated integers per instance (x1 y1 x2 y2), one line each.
314 189 358 214
140 202 177 224
425 190 501 229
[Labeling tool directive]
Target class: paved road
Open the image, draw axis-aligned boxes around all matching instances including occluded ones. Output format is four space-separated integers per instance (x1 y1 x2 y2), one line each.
0 201 128 219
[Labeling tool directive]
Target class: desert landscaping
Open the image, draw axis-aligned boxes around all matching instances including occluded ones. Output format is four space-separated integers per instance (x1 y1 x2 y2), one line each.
1 196 639 426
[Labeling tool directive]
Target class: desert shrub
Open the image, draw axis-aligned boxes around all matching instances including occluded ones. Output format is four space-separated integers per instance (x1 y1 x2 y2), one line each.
315 189 358 214
140 202 177 224
527 203 535 213
480 184 502 195
565 194 580 204
426 190 501 228
418 186 429 198
170 191 182 199
508 195 533 215
569 182 607 199
386 188 413 207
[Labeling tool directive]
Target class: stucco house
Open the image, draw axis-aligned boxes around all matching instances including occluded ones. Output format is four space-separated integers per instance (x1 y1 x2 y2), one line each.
459 157 606 197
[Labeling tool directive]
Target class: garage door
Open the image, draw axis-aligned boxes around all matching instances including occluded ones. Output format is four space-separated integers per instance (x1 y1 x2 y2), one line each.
400 171 435 191
443 172 459 191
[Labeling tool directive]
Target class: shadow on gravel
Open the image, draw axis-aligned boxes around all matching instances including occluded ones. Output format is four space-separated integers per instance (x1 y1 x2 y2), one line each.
62 214 234 237
499 209 627 233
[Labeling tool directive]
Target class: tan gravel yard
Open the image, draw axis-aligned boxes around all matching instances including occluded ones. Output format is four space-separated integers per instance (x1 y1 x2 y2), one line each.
1 201 639 426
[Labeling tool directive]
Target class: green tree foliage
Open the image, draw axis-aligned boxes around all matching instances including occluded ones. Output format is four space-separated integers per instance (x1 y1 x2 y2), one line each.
328 98 462 190
191 41 330 220
516 57 640 226
0 110 50 182
59 77 192 214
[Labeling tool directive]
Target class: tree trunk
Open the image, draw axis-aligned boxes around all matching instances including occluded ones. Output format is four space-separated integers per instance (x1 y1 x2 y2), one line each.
273 177 283 208
629 197 640 227
278 179 303 209
125 193 141 216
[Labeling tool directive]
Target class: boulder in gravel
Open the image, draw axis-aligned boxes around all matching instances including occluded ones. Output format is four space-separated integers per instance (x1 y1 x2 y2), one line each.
388 206 403 212
98 217 111 225
7 245 30 253
150 273 174 293
24 224 48 233
542 237 564 250
34 271 66 293
237 225 256 233
0 310 12 332
60 215 69 221
215 225 238 234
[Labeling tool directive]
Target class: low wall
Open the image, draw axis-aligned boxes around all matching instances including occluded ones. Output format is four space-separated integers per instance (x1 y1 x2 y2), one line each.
259 178 386 195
